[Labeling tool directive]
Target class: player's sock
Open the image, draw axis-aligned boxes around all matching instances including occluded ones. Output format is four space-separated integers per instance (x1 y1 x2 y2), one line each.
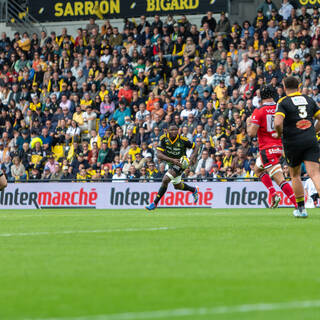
311 194 319 207
180 183 196 193
280 180 297 208
260 173 276 197
154 185 168 205
296 196 305 211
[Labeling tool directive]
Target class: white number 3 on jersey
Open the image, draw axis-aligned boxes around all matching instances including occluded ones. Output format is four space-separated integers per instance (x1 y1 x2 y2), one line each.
298 105 307 118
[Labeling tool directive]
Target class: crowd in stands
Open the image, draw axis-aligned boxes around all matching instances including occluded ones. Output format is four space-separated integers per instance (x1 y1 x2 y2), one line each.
0 0 318 182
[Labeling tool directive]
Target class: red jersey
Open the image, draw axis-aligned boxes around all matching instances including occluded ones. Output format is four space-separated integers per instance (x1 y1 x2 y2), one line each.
251 102 282 150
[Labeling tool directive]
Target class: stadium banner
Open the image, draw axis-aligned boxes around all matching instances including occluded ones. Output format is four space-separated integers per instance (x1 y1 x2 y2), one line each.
0 181 295 210
297 0 320 8
29 0 228 22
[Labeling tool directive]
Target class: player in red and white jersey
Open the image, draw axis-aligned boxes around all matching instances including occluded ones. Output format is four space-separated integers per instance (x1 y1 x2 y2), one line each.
247 86 297 209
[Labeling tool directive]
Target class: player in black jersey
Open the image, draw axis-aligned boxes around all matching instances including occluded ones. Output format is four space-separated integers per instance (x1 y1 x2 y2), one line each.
146 125 199 210
275 76 320 218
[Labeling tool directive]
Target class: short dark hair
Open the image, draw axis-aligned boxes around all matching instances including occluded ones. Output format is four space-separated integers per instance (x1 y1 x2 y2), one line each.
284 76 299 90
260 85 275 100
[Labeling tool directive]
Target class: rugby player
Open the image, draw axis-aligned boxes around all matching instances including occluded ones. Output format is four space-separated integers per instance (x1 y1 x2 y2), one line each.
146 125 199 210
275 76 320 218
247 86 297 209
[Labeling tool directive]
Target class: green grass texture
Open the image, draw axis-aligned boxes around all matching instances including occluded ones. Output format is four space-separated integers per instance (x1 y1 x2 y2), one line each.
0 208 319 320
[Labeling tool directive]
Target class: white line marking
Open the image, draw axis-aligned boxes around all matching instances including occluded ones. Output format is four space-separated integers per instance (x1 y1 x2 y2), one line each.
0 214 133 219
26 300 320 320
0 227 176 237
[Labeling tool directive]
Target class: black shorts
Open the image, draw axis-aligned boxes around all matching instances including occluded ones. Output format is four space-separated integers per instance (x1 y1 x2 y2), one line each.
285 143 320 167
169 164 184 176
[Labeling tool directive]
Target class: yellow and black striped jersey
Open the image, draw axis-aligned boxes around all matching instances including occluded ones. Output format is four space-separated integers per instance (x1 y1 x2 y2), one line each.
276 92 320 147
157 134 194 159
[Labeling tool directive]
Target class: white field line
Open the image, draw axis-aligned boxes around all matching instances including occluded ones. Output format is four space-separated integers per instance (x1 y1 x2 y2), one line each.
0 210 218 218
0 227 176 237
26 300 320 320
0 214 135 219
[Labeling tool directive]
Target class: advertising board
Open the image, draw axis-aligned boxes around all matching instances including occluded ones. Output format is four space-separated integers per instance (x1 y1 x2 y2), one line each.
0 182 295 209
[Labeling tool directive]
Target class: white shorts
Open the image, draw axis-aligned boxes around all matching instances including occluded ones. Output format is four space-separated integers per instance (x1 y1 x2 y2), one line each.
166 172 182 185
255 156 264 170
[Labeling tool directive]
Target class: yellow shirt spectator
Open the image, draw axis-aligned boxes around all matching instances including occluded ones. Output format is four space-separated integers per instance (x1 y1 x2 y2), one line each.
291 60 303 73
99 89 109 101
18 35 31 52
73 111 84 126
214 85 227 100
29 102 41 111
77 170 88 182
80 98 93 107
128 146 141 161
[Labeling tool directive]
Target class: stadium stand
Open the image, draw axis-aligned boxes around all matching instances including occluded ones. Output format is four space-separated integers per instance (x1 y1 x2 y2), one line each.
0 2 318 182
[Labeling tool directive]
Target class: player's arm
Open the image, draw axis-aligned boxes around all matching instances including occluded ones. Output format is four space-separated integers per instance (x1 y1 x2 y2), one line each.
274 99 286 138
189 143 200 166
182 137 198 165
313 100 320 132
246 116 259 137
315 119 320 133
156 149 181 167
274 114 284 138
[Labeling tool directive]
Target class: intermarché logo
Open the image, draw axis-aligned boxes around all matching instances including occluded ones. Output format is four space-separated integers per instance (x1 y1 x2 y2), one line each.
110 187 214 206
225 187 293 207
0 188 98 209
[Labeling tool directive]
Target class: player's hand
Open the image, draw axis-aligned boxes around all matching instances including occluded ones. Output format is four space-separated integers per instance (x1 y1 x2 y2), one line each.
172 159 182 168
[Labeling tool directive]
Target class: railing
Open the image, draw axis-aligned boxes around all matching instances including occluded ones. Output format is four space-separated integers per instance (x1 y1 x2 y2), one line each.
0 0 46 34
7 177 278 183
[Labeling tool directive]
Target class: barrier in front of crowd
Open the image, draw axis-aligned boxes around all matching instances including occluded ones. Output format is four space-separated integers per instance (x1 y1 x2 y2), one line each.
29 0 229 22
0 181 296 209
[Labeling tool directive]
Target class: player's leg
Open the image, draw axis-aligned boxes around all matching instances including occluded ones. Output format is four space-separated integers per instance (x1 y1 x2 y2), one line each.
268 164 297 208
146 174 171 210
255 156 279 208
173 180 199 203
289 164 307 217
0 171 7 191
284 146 306 217
311 193 319 207
304 160 320 197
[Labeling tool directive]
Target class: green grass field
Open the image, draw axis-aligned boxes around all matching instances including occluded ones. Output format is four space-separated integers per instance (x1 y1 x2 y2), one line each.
1 208 320 320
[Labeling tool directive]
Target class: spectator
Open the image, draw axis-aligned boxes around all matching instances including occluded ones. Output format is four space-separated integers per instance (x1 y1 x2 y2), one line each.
113 99 131 126
195 150 213 174
0 8 319 183
279 0 293 21
258 0 278 19
50 164 62 180
60 166 72 180
41 167 52 181
10 156 26 181
112 167 126 182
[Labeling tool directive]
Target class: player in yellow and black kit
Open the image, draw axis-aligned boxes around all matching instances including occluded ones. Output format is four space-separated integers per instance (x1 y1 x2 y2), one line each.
275 76 320 218
146 125 199 210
